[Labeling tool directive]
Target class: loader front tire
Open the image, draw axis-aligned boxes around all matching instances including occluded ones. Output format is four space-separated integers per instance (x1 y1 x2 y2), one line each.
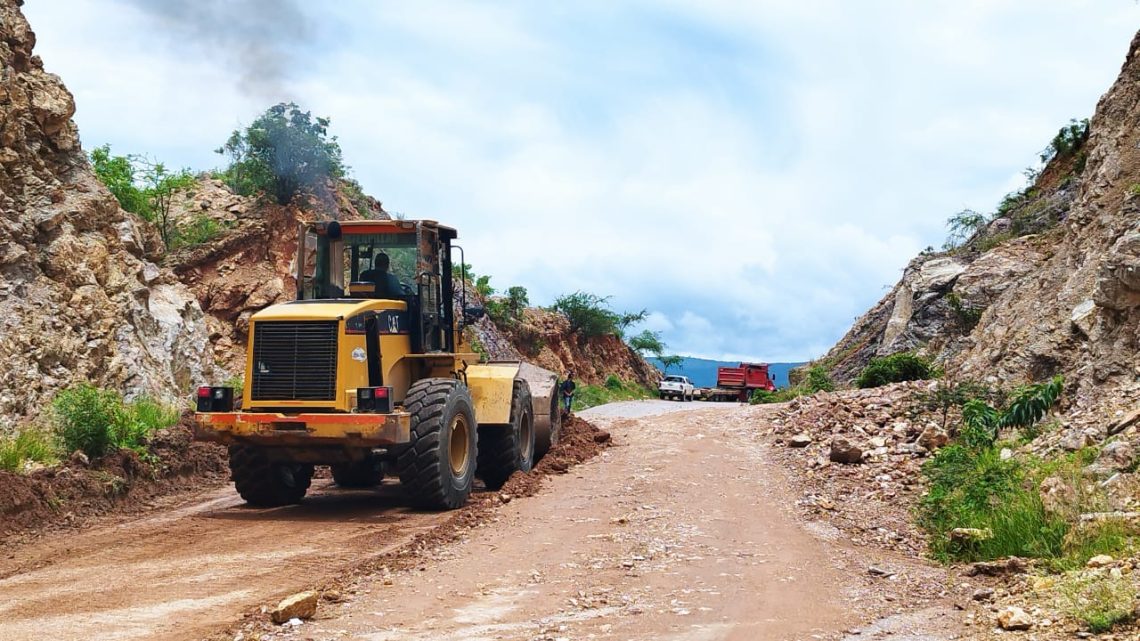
477 379 535 490
228 445 313 507
396 378 477 510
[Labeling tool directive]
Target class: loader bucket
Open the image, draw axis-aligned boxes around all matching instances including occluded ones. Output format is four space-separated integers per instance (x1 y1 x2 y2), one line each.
517 362 561 460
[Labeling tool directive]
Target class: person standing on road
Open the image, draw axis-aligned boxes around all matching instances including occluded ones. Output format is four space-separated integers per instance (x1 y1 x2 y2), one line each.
560 372 576 414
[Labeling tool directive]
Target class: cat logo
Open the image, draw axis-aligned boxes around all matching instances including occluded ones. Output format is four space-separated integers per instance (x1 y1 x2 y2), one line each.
257 361 270 374
387 314 401 333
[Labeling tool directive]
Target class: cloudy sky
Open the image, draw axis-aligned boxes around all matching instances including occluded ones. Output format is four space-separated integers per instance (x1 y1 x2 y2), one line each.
24 1 1140 362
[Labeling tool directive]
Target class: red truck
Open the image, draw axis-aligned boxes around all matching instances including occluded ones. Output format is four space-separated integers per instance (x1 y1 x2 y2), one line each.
702 363 777 402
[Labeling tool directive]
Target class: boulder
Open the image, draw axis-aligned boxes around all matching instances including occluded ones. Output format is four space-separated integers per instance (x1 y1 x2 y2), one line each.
1096 440 1135 472
915 258 966 292
1069 299 1098 337
789 434 812 448
1108 407 1140 436
1094 231 1140 310
1086 554 1115 568
1059 429 1095 452
271 591 318 624
917 427 949 451
829 437 863 464
996 606 1033 631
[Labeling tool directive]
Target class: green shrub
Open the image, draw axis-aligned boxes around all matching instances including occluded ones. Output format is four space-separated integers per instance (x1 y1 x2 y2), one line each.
1057 520 1138 572
170 214 223 249
573 378 654 411
1040 118 1091 164
117 396 181 449
919 444 1067 562
1128 183 1140 197
90 145 150 216
909 380 998 430
856 352 938 388
604 374 622 391
943 209 987 250
52 384 180 458
0 426 59 472
946 293 982 334
224 374 245 401
1059 572 1137 633
216 102 346 204
551 292 646 339
53 384 126 458
1001 376 1064 429
804 366 835 393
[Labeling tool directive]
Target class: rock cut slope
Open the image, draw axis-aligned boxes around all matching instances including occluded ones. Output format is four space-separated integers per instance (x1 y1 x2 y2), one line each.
821 31 1140 416
0 0 213 430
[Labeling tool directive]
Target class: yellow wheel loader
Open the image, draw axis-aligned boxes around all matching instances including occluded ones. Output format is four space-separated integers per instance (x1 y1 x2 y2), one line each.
193 219 561 510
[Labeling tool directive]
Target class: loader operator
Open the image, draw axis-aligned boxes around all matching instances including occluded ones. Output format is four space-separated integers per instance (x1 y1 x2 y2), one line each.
360 252 404 299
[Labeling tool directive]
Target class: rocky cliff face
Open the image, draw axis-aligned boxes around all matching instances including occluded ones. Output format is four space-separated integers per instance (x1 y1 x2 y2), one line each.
821 30 1140 418
0 0 213 430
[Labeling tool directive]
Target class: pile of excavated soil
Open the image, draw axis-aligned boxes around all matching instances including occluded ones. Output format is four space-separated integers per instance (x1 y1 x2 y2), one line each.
0 416 228 543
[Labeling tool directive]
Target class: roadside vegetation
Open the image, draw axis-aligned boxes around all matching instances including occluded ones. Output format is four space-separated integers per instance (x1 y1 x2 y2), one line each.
941 117 1091 253
573 376 656 411
750 365 834 404
0 384 182 473
89 144 202 248
916 375 1138 583
856 352 939 388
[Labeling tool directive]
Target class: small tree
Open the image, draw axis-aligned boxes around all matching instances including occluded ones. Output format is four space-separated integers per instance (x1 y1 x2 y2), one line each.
505 286 529 317
629 330 665 358
142 162 196 246
89 145 196 247
944 209 987 250
216 102 346 204
551 291 642 338
659 355 683 374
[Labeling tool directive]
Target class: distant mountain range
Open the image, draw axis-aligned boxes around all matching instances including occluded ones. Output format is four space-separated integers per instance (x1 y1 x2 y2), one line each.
648 357 805 389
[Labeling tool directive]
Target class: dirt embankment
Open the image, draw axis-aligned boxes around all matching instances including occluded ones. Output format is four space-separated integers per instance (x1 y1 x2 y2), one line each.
0 417 228 544
473 307 661 388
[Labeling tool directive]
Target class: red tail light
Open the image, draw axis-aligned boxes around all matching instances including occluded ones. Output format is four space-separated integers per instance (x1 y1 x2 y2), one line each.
197 386 212 398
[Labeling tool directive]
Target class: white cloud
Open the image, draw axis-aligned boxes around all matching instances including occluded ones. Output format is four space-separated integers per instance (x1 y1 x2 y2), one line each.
22 0 1140 362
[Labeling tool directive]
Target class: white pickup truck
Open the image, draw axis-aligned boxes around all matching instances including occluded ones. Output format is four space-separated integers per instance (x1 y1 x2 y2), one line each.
658 375 695 402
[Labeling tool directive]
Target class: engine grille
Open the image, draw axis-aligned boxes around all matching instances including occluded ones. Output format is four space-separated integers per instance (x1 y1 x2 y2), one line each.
250 321 339 402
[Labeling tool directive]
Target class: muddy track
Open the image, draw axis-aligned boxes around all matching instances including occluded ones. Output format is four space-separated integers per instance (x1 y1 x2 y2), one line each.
0 479 457 641
0 416 609 641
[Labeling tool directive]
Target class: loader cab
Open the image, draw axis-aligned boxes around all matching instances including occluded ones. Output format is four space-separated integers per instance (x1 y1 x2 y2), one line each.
296 219 458 353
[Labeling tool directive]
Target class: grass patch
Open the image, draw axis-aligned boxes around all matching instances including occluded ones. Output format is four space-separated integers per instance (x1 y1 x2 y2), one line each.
751 365 834 404
857 352 938 389
0 426 59 473
1059 572 1137 633
573 378 655 411
919 444 1067 562
52 384 180 459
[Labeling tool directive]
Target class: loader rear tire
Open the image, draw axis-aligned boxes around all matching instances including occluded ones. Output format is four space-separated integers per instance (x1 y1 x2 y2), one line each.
228 445 313 507
477 379 535 490
396 378 477 510
534 386 560 462
331 459 384 488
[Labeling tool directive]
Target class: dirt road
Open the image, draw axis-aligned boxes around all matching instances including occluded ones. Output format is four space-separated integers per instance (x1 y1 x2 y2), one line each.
271 401 870 641
0 477 453 641
0 400 952 641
